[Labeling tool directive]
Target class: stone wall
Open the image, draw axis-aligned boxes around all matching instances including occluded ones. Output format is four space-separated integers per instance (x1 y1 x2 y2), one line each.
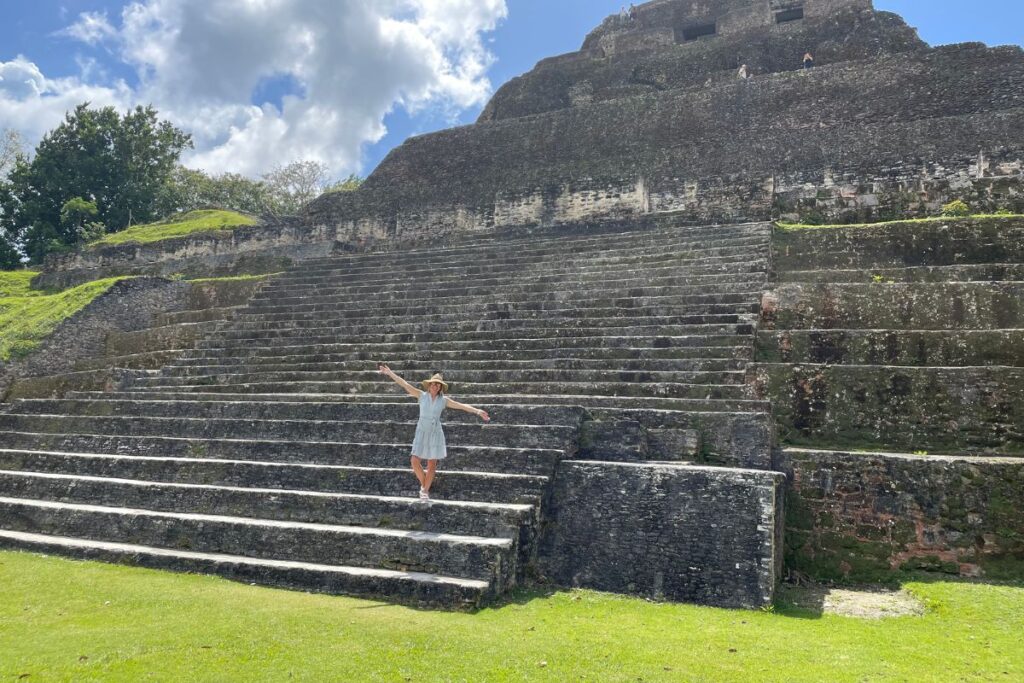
763 217 1024 582
540 461 785 608
772 218 1024 273
0 278 189 400
35 221 336 290
759 217 1024 456
307 45 1024 238
783 449 1024 581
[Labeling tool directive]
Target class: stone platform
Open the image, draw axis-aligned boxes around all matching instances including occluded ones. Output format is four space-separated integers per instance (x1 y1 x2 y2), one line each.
0 220 783 608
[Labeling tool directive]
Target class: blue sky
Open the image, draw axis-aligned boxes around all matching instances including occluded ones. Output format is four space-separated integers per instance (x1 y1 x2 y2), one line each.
1 1 1021 180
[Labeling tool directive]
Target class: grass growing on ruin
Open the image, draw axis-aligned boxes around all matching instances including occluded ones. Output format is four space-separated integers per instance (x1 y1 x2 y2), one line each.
186 273 280 284
0 270 44 298
0 277 127 360
2 551 1023 682
776 213 1024 230
89 210 257 247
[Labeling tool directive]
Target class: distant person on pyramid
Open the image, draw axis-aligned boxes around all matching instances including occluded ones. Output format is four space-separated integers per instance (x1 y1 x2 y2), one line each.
803 51 815 69
378 365 490 502
737 64 749 79
619 5 628 22
629 4 637 20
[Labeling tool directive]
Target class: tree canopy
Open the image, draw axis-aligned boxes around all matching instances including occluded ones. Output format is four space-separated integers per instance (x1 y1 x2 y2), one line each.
0 104 191 263
0 104 364 268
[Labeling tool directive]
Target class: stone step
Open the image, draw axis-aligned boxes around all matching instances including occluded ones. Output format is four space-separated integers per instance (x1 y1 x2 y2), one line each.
158 357 747 377
208 316 758 341
778 264 1024 284
276 248 770 282
275 252 771 286
0 434 562 476
757 363 1024 454
141 367 747 386
105 321 224 357
3 369 126 402
0 530 490 608
0 470 533 540
176 344 753 366
152 306 240 327
192 325 753 350
0 450 549 505
298 227 771 269
0 414 575 450
766 282 1024 331
771 223 1024 271
246 290 762 316
0 496 514 586
310 221 770 259
74 350 188 372
291 233 770 273
249 284 765 309
188 334 751 358
130 380 754 400
68 391 769 414
756 329 1024 367
258 270 769 299
8 398 587 427
237 300 761 325
274 256 769 289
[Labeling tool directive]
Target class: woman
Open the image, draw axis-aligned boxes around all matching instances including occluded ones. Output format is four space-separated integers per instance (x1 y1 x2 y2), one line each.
378 364 490 501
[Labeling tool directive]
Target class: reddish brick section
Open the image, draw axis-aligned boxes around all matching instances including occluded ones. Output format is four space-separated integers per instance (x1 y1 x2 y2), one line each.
782 449 1024 582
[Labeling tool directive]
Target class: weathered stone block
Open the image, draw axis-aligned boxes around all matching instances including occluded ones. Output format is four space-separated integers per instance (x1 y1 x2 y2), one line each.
540 461 785 608
754 364 1024 454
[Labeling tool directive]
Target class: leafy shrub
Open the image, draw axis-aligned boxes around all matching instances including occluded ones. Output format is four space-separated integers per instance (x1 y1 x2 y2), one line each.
941 200 971 217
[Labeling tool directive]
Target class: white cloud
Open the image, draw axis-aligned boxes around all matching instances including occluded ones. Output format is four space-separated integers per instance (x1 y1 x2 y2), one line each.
0 0 508 178
0 58 47 100
60 11 119 46
0 56 134 144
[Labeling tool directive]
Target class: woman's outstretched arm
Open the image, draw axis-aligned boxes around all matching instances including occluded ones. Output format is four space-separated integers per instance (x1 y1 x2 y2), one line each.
446 398 490 422
378 364 422 399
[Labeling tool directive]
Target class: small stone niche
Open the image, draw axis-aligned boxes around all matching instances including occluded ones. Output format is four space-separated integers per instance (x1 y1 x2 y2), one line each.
678 22 717 42
775 7 805 23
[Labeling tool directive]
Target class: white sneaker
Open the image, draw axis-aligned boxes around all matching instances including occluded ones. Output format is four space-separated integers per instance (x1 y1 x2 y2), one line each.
419 488 429 501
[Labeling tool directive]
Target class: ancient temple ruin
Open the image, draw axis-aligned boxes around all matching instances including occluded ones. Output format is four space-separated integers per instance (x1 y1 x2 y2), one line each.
1 0 1022 608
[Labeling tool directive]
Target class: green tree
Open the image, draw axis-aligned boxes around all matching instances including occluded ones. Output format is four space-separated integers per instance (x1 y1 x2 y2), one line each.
0 128 26 177
0 104 191 263
325 173 364 194
156 166 273 217
262 160 330 215
0 237 19 269
60 197 105 243
0 129 28 267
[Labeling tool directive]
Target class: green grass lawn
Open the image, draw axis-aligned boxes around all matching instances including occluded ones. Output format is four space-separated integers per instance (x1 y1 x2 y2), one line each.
89 210 257 248
1 552 1021 682
776 213 1023 230
0 276 127 360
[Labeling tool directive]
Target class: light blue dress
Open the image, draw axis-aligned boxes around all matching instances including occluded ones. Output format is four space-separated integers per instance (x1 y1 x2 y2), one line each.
411 392 447 460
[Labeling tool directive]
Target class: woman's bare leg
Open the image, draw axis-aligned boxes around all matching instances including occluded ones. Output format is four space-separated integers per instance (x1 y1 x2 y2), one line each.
423 460 439 493
410 456 426 489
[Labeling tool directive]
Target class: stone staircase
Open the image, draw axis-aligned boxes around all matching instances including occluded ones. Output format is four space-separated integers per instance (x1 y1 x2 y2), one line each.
0 220 774 607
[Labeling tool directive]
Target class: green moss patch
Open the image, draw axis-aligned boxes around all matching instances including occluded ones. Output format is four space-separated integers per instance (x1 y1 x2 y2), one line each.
1 552 1023 681
89 210 257 248
776 214 1024 231
0 276 127 360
